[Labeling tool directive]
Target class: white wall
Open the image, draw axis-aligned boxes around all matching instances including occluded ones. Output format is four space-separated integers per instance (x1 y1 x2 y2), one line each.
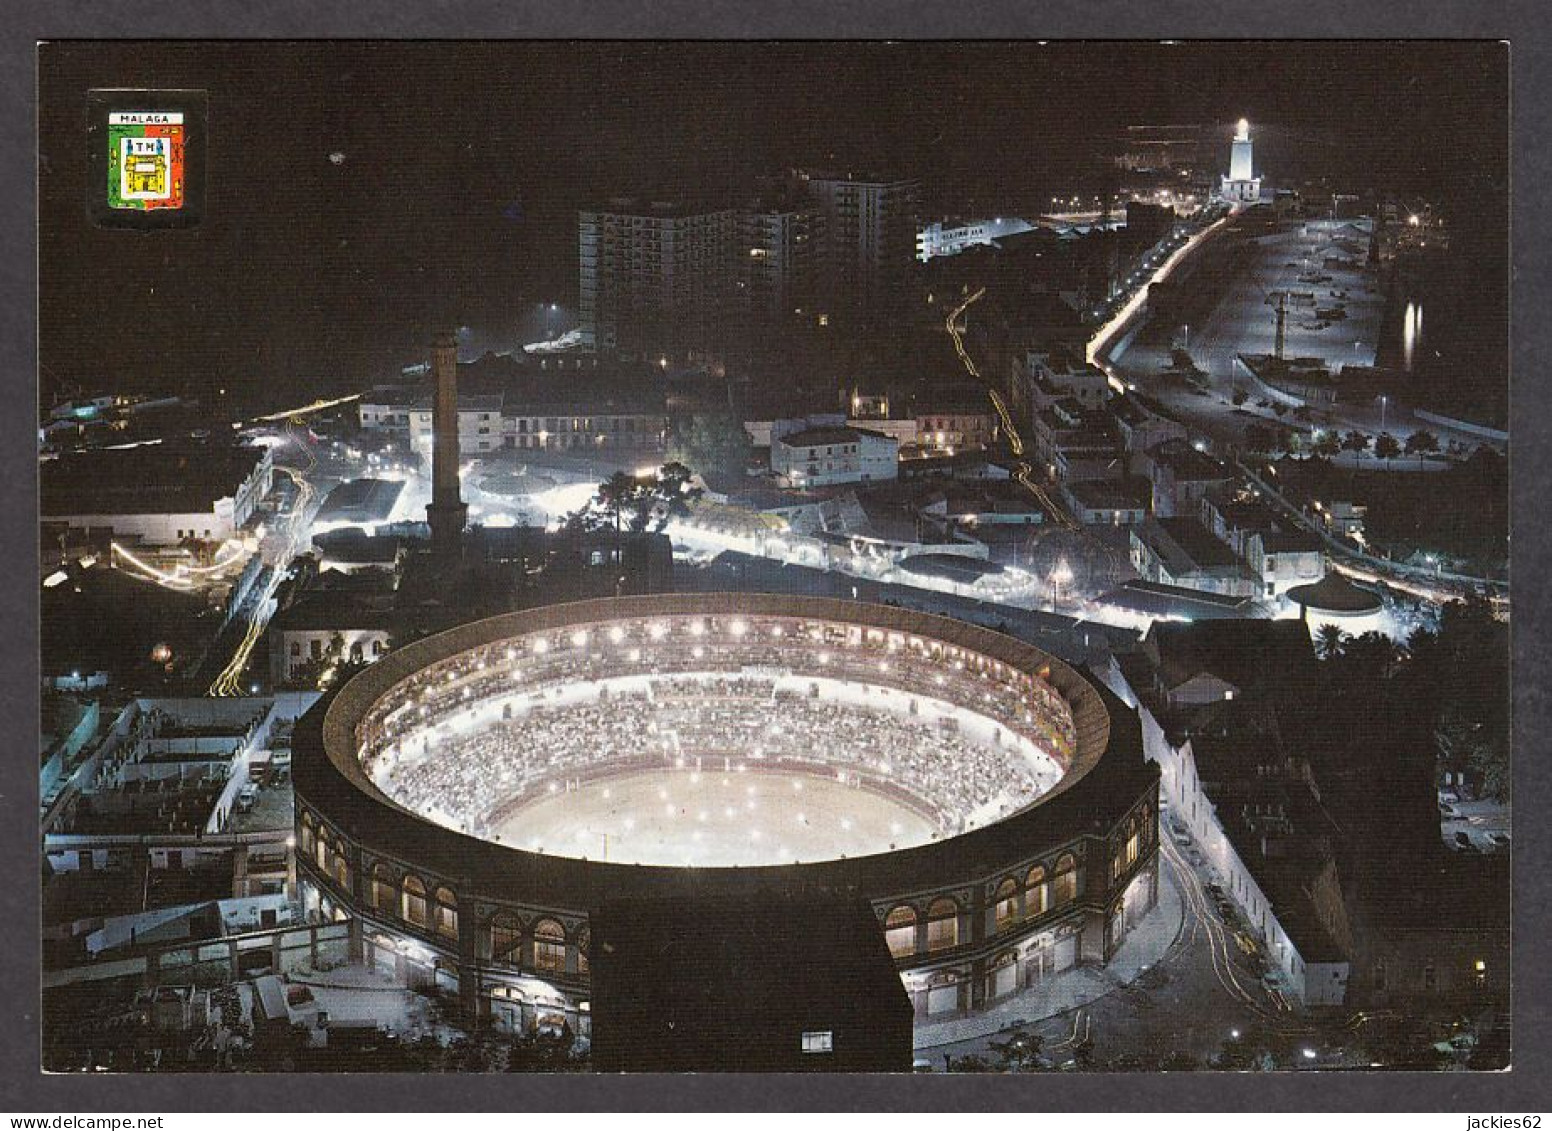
48 504 236 547
1095 656 1347 1006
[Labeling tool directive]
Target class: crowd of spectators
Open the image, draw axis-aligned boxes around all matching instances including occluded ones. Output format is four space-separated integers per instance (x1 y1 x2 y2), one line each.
357 615 1079 840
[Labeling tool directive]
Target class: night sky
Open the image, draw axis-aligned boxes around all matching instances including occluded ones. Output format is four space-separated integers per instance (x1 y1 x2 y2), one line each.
38 41 1508 406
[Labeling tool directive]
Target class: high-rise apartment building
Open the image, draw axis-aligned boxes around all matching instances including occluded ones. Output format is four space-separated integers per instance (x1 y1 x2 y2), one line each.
801 172 920 318
741 202 824 320
578 197 741 363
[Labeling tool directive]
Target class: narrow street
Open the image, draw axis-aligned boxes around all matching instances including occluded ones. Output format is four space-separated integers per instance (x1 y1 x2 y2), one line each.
207 422 321 696
945 288 1080 531
926 840 1317 1070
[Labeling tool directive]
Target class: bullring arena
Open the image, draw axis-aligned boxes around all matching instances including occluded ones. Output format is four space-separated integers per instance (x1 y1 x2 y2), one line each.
294 594 1159 1039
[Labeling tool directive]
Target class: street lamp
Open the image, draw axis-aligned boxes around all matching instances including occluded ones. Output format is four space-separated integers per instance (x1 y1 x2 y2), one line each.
1050 560 1073 610
1379 395 1388 434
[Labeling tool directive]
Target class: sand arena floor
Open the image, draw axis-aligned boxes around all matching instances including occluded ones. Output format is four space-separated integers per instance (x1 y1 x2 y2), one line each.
490 766 938 867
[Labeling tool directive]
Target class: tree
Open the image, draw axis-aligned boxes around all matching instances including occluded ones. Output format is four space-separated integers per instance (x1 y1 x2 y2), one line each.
565 463 702 539
1341 430 1371 458
987 1025 1044 1072
1313 431 1341 459
1158 1050 1200 1072
1341 630 1402 680
665 413 753 481
1244 423 1275 453
1417 600 1508 801
1374 432 1401 468
945 1053 995 1073
1232 388 1249 407
1315 623 1348 661
1468 733 1510 803
1404 429 1441 465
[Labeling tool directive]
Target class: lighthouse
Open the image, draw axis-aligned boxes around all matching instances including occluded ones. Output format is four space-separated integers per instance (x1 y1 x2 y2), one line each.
1219 117 1262 205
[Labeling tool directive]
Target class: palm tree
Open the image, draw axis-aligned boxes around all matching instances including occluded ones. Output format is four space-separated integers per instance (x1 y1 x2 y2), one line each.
1315 623 1348 661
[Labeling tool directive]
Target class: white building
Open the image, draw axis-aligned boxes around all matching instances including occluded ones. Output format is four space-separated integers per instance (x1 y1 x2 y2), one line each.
915 216 1036 262
771 425 899 488
359 387 666 456
358 388 504 457
40 444 273 547
268 597 394 686
1097 652 1350 1006
1247 531 1325 599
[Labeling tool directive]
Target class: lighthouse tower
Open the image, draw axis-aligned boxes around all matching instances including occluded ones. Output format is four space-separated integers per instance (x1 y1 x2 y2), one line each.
1219 118 1262 205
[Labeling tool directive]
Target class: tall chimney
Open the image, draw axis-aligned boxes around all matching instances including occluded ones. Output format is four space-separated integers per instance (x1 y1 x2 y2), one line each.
425 331 467 558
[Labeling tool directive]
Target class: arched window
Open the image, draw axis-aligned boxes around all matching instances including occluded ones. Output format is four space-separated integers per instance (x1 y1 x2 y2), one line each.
534 918 567 973
1123 816 1141 870
490 914 522 966
401 875 429 928
433 887 458 939
576 928 590 976
330 842 349 889
994 878 1020 932
1053 854 1079 906
883 905 917 958
299 815 315 859
314 831 329 868
368 864 395 913
926 898 959 952
1025 866 1048 918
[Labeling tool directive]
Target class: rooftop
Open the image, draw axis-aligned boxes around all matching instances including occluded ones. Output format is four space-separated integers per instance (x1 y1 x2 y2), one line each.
1149 619 1317 701
41 443 268 517
314 479 404 526
897 553 1006 583
1286 571 1383 613
1100 579 1263 621
1065 479 1151 510
1259 531 1324 554
778 425 866 448
583 195 738 219
1149 437 1230 482
1137 517 1244 573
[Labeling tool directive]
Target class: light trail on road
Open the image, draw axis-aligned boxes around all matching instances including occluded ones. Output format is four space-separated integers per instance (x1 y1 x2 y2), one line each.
1158 833 1286 1020
110 541 248 590
248 393 363 424
1086 212 1236 369
208 423 318 696
945 288 1080 532
1332 560 1508 614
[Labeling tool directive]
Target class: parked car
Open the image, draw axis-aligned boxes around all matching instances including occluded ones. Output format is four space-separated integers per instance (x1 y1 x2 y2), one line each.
1488 832 1511 848
1453 831 1477 851
235 783 260 813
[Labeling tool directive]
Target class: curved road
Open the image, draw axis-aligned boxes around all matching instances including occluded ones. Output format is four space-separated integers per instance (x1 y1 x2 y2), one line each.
945 288 1079 532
